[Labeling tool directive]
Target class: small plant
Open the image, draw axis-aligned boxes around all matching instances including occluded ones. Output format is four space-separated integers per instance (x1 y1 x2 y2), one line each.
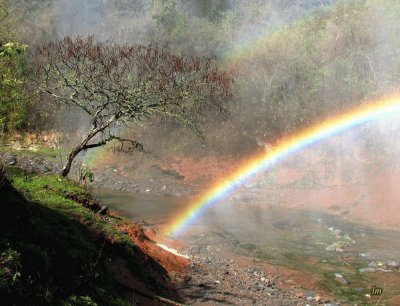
76 163 95 187
63 295 98 306
0 248 22 288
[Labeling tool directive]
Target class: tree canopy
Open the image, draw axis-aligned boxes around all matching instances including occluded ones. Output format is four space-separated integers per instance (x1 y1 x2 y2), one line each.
35 36 232 176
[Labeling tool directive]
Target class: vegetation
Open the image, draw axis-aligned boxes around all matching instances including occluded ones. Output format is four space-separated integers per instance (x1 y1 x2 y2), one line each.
220 0 400 146
2 0 400 151
35 36 232 176
3 0 400 302
0 167 175 305
0 2 29 134
0 42 29 133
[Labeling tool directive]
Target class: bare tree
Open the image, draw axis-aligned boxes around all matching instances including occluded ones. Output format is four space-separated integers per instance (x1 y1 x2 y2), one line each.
35 36 232 176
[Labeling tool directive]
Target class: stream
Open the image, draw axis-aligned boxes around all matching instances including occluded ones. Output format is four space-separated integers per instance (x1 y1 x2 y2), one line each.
100 189 400 305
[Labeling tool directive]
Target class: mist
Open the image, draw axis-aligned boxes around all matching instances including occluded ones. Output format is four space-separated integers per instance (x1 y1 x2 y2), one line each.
38 0 400 211
7 0 400 256
18 0 398 201
6 1 400 304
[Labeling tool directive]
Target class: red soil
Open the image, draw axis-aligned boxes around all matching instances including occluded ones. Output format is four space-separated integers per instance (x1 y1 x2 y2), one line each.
116 223 188 274
160 156 237 182
271 162 400 229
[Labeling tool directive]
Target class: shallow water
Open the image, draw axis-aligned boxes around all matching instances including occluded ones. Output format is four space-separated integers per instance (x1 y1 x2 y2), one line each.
100 190 400 304
199 203 400 304
99 189 187 226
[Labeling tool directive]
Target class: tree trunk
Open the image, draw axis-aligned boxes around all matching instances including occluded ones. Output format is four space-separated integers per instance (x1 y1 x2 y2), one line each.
60 147 82 177
60 124 113 177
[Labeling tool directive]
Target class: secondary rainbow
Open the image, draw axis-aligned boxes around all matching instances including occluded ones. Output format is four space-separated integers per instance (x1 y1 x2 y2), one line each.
161 96 400 238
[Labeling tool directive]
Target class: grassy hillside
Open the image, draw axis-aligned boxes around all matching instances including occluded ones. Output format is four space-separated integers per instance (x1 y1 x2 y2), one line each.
0 165 183 305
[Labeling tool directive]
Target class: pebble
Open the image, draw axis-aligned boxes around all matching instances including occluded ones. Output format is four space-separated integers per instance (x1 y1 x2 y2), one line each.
8 160 17 166
359 267 375 273
325 244 336 252
388 260 399 267
296 292 304 298
377 268 393 273
98 205 108 215
334 273 350 285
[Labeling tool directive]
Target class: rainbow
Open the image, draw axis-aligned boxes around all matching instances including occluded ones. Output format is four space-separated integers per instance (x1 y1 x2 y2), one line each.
161 96 400 238
221 2 333 65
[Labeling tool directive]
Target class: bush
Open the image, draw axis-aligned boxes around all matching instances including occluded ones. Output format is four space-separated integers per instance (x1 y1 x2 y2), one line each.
63 295 98 306
0 41 29 132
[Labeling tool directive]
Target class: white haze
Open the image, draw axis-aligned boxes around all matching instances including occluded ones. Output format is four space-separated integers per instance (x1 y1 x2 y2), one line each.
41 0 400 232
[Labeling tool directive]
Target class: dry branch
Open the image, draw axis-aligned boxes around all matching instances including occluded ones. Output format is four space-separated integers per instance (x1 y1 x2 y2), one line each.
34 36 232 176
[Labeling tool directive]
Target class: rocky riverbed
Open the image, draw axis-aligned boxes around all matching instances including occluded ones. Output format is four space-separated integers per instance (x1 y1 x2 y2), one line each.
172 236 339 306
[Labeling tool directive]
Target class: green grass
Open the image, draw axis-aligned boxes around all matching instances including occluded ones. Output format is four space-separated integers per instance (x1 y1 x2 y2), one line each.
0 145 63 158
0 168 172 306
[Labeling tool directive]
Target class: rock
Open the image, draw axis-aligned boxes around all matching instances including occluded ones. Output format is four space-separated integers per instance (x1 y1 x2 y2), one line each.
325 244 336 252
98 205 108 215
334 229 342 236
359 267 375 273
334 273 350 285
296 292 304 298
304 291 314 298
387 260 399 268
2 152 17 164
376 268 393 273
184 275 192 282
265 278 274 286
326 241 350 252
